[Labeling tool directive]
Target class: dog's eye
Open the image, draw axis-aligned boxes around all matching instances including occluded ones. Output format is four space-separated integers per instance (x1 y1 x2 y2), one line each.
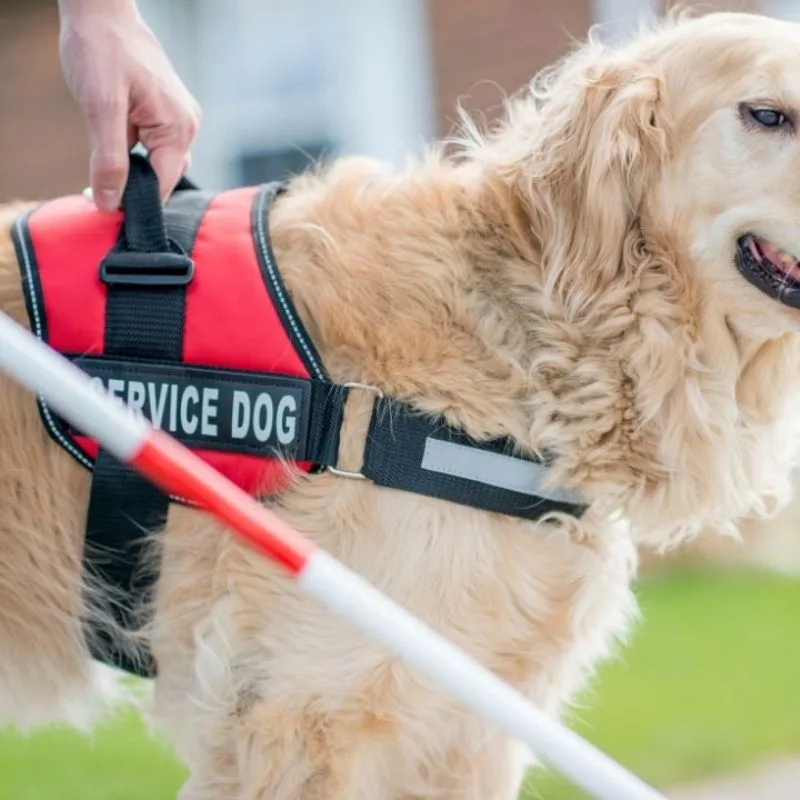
748 107 791 130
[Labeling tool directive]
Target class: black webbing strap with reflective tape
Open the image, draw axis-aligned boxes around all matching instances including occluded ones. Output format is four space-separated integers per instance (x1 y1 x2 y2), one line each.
83 155 208 675
360 398 587 521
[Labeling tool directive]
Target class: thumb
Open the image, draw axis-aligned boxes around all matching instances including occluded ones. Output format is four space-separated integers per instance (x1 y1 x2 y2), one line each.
87 100 131 212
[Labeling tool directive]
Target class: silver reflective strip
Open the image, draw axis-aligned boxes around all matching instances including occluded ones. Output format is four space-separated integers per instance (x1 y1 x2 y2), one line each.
421 438 583 505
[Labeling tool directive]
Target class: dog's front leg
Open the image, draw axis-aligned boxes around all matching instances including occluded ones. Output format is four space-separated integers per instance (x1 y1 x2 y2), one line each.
177 703 386 800
399 737 531 800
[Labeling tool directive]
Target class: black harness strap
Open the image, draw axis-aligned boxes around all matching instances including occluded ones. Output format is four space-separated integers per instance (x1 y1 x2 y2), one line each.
360 399 586 521
83 156 208 675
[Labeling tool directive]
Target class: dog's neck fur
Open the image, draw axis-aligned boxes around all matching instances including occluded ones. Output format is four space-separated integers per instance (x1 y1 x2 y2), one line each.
272 154 800 546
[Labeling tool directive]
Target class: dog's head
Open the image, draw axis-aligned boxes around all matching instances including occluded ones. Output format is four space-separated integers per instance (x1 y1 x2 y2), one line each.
644 11 800 339
484 11 800 331
475 11 800 542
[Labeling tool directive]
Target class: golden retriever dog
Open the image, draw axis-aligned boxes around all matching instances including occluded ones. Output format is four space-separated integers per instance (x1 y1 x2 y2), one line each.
2 8 800 799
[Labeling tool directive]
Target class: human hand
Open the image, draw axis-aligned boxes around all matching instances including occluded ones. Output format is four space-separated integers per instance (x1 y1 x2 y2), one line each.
58 0 201 211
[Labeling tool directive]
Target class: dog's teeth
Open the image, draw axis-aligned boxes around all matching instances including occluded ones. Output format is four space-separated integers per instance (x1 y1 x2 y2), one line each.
756 239 799 275
746 237 762 261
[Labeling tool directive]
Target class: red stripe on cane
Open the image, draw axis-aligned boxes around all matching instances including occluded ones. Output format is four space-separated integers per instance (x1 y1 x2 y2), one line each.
133 430 314 574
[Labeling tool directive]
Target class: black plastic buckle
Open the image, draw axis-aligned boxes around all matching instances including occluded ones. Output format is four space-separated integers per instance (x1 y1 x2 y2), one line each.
100 250 195 287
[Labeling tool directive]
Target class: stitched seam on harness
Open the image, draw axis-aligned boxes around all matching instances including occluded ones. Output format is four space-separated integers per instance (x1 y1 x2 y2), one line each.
16 215 93 470
255 187 326 380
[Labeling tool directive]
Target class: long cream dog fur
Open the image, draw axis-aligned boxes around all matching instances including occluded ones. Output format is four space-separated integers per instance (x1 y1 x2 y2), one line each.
2 9 800 799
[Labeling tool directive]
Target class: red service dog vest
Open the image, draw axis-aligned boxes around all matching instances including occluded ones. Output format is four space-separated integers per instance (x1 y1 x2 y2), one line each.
13 179 333 499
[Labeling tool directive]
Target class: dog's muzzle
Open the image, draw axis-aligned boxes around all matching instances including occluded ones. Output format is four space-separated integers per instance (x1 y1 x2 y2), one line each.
735 234 800 309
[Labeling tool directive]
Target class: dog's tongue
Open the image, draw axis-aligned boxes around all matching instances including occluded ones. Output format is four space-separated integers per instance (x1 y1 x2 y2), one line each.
756 236 800 281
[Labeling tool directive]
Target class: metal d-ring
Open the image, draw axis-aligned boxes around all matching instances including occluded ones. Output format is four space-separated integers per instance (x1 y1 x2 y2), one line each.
327 381 383 479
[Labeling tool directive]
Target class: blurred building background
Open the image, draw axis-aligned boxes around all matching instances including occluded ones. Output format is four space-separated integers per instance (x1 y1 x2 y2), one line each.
1 0 797 203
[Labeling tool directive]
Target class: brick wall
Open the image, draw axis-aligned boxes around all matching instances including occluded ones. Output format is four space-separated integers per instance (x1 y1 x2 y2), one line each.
0 0 88 202
426 0 592 137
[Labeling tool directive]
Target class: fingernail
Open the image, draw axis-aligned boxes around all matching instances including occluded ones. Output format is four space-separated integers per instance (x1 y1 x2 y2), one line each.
96 189 120 211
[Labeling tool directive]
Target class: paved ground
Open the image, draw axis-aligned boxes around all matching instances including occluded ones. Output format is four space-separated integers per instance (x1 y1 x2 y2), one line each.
667 756 800 799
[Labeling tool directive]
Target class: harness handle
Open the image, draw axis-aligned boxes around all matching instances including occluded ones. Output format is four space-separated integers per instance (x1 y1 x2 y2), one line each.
100 153 196 287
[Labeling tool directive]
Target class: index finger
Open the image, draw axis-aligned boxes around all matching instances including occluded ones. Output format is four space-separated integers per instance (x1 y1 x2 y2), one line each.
86 97 130 212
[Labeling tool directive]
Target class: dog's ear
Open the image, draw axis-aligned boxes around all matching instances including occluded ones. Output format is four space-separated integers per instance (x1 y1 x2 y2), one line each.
487 48 668 316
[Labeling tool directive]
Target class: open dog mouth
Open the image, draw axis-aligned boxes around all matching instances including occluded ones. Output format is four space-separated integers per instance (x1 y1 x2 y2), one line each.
736 234 800 309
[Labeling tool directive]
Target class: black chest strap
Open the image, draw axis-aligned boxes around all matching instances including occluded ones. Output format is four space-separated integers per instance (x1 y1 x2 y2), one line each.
361 398 583 519
83 156 209 675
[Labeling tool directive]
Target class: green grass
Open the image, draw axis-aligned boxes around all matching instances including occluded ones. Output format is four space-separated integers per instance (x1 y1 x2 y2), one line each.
0 567 798 799
0 708 186 800
526 567 800 799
